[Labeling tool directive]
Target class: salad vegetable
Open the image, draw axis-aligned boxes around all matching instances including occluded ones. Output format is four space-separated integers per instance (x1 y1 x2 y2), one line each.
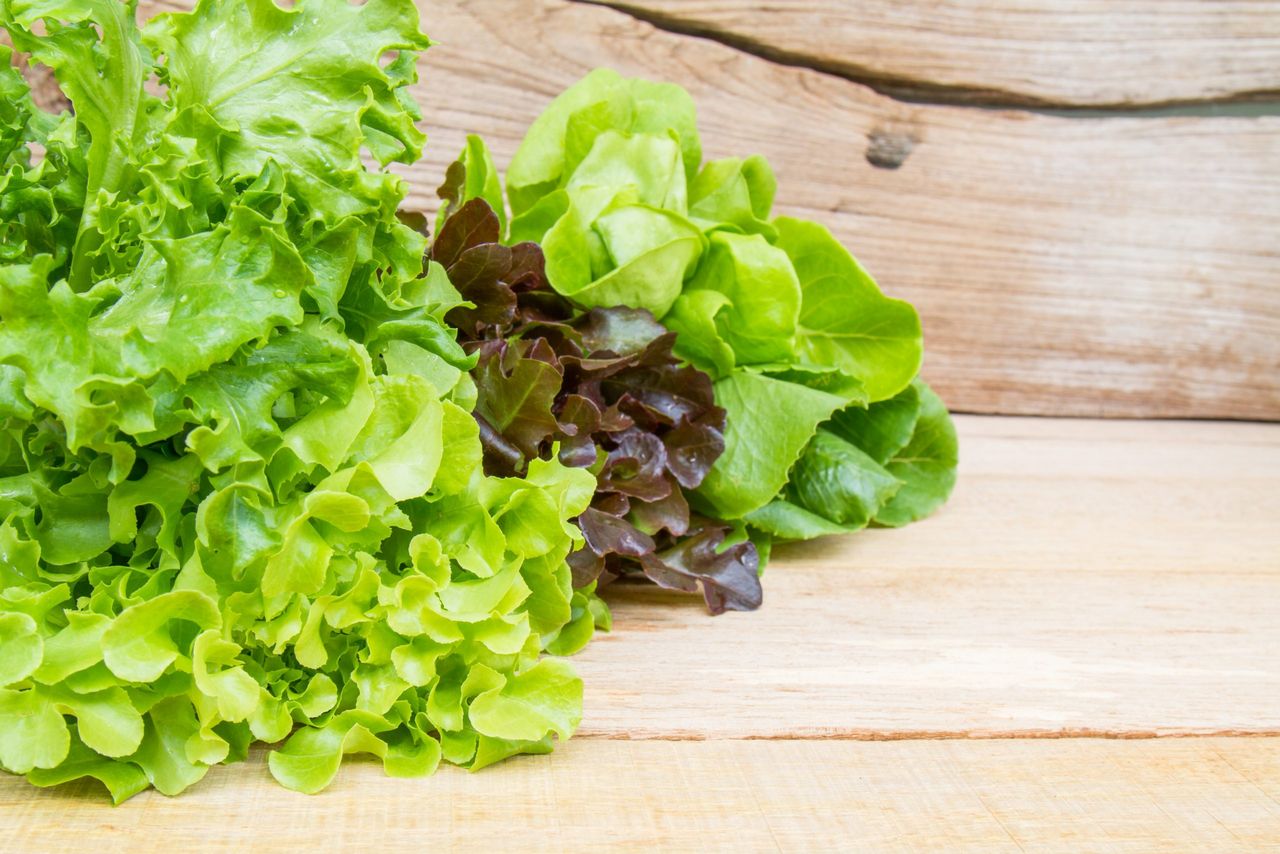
478 69 958 552
0 0 590 801
424 160 762 615
0 2 956 804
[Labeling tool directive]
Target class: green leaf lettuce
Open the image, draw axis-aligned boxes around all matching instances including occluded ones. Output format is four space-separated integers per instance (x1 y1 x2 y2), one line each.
0 0 593 802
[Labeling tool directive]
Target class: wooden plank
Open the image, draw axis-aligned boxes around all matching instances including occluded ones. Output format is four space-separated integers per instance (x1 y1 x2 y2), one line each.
575 416 1280 738
586 1 1280 108
3 739 1279 851
401 0 1280 420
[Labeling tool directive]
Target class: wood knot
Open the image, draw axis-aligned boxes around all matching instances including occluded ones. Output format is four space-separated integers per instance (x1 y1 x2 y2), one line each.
865 130 916 170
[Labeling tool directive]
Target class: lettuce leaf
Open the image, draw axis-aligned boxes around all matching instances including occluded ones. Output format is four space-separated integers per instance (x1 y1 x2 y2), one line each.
872 381 959 527
0 0 591 802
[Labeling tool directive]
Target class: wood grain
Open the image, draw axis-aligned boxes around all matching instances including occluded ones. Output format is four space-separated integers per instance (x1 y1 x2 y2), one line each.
584 0 1280 108
575 416 1280 739
4 739 1278 851
401 0 1280 420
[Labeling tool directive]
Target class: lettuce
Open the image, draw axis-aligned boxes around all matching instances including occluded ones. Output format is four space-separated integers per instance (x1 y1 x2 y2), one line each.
424 154 761 615
0 0 591 802
504 69 957 545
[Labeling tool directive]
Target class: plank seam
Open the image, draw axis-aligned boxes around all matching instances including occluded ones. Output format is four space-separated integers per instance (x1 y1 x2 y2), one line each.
576 729 1280 741
568 0 1280 113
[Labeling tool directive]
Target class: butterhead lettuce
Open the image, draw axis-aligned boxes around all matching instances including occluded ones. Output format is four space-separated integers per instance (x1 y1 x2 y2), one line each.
0 0 593 801
504 69 957 547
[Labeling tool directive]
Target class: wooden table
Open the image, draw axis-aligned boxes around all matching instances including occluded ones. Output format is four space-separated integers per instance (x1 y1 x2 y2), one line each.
4 416 1278 850
6 1 1279 849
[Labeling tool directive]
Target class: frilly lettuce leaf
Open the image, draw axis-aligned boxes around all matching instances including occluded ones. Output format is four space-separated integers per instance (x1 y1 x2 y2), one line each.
0 0 593 803
146 0 432 217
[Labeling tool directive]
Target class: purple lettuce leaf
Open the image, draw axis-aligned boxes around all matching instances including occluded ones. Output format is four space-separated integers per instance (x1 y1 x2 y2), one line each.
423 161 762 614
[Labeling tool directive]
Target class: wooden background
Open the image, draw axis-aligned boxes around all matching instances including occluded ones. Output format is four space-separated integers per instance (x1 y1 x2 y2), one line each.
4 2 1279 850
401 0 1280 421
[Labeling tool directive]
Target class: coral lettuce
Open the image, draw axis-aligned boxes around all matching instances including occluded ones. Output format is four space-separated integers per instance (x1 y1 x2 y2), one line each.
0 0 590 801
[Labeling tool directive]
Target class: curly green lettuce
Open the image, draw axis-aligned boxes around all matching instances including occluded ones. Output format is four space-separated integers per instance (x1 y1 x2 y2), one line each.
503 69 957 546
0 0 593 802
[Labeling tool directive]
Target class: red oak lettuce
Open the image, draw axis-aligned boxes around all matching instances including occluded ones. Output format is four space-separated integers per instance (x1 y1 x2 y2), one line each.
422 164 762 615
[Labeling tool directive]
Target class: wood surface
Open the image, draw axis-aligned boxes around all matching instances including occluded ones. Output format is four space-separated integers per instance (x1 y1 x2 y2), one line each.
582 0 1280 107
4 739 1279 852
3 416 1278 850
401 0 1280 420
579 416 1280 739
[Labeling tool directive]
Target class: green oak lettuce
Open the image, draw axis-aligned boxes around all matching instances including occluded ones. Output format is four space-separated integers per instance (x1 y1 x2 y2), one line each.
0 0 593 802
503 69 957 544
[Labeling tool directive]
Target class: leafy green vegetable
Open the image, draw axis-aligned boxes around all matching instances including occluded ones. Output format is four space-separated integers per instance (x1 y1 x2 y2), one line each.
0 0 591 802
871 381 959 527
697 371 846 521
422 159 761 614
504 69 957 543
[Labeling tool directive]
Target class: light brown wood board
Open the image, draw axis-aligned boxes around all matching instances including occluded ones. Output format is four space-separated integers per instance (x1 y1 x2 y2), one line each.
575 416 1280 739
4 739 1279 852
581 0 1280 108
403 0 1280 420
2 416 1278 850
102 2 1280 419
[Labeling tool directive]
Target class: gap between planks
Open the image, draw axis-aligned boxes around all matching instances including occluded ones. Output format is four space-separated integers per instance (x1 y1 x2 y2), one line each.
575 728 1280 743
564 0 1047 109
572 0 1280 111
